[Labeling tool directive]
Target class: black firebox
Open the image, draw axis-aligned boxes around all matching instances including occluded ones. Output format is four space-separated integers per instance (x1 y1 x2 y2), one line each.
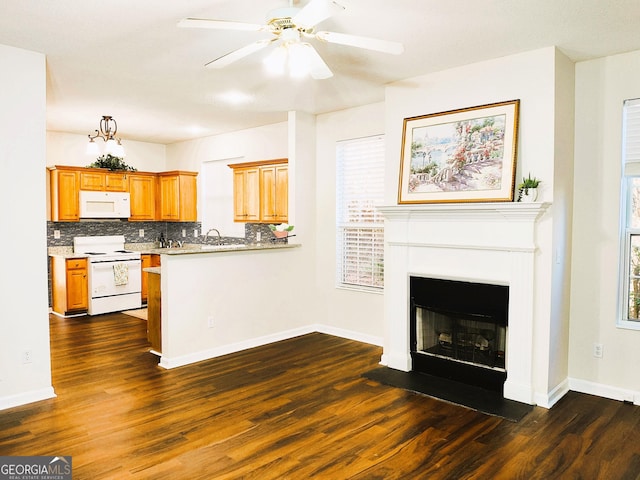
410 276 509 393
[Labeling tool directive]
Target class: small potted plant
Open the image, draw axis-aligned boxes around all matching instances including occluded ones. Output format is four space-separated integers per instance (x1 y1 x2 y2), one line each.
269 223 294 238
517 173 541 202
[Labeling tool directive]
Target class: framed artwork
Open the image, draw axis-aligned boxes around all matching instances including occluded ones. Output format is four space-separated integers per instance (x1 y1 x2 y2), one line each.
398 100 520 204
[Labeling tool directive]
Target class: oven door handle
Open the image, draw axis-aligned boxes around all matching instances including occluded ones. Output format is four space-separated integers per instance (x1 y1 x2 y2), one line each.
90 259 141 265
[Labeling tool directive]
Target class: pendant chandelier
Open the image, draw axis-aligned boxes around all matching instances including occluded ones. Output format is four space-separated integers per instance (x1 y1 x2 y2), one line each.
86 115 125 157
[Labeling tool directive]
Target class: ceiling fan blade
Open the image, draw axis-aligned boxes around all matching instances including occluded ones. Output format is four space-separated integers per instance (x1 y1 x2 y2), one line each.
205 38 276 69
293 0 345 29
315 31 404 55
302 44 333 79
178 17 265 32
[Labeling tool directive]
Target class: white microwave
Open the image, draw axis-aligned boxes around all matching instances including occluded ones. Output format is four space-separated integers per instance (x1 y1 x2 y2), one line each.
79 191 131 219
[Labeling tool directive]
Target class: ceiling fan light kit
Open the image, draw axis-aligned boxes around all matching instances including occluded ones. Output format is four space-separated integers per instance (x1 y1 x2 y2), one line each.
179 0 403 80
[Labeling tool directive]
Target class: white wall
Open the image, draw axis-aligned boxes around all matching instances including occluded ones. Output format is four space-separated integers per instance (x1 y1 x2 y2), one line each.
570 49 640 403
315 103 386 344
0 44 54 409
159 247 314 368
383 47 574 405
166 122 288 236
46 131 167 172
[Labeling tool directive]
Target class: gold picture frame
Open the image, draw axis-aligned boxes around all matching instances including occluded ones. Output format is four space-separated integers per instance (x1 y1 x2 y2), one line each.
398 100 520 204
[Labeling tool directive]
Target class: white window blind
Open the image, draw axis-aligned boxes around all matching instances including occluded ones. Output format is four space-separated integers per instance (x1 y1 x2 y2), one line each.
619 99 640 329
336 135 385 290
623 98 640 175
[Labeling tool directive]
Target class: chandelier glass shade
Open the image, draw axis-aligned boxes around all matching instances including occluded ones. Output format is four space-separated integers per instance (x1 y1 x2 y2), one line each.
87 115 125 157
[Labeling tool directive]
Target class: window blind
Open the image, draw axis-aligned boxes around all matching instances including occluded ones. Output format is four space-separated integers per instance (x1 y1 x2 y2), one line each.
336 135 385 289
623 98 640 175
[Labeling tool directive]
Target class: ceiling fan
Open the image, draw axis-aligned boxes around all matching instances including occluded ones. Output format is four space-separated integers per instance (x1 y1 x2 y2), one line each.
177 0 404 79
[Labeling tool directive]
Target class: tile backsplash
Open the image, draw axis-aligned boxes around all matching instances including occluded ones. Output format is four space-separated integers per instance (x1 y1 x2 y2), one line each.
46 221 285 249
47 220 202 248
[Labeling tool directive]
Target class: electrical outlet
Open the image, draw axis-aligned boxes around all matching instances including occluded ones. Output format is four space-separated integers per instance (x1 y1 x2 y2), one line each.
194 229 198 237
207 316 215 328
139 229 144 238
593 343 603 358
54 230 61 239
182 229 186 238
23 350 33 364
256 232 261 242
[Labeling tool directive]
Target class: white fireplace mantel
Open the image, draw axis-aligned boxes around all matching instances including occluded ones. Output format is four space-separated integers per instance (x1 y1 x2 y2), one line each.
378 202 550 405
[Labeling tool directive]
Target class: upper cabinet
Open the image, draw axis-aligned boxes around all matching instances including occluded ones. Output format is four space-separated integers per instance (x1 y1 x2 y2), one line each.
158 171 198 222
229 159 288 223
50 166 80 221
128 172 157 221
79 170 129 192
49 166 197 223
232 165 260 222
260 163 288 224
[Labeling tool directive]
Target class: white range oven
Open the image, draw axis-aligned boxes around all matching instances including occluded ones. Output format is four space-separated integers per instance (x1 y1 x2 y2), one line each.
74 235 142 315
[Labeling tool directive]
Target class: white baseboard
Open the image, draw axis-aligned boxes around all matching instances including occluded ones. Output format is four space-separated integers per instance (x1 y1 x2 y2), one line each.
569 377 640 405
0 387 56 411
159 324 382 370
313 324 383 347
159 325 317 369
534 379 570 409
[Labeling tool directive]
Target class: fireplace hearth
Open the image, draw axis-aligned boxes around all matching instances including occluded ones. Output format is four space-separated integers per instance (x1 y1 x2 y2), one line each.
410 276 508 393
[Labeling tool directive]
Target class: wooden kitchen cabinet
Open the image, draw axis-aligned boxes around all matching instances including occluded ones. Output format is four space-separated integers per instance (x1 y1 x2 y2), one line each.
79 169 129 191
49 167 80 221
147 270 162 353
50 166 129 221
51 256 88 316
141 254 161 304
230 159 287 223
260 163 288 223
49 166 197 223
232 166 260 222
128 172 157 221
158 171 198 222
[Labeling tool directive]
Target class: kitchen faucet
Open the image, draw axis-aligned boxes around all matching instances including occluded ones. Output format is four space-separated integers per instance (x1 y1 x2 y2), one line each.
205 228 222 245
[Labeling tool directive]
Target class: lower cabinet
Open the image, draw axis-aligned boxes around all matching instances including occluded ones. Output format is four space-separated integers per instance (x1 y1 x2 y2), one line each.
141 254 161 304
147 271 162 353
51 257 88 316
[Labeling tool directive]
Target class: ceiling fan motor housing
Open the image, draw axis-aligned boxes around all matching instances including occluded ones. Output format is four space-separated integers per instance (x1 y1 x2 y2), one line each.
267 7 301 30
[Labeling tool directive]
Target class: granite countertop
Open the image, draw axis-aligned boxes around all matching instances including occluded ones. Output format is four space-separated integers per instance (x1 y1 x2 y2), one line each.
48 242 300 258
147 242 300 255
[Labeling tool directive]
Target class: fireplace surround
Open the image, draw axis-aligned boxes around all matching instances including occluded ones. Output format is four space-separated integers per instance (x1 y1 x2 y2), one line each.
379 203 549 405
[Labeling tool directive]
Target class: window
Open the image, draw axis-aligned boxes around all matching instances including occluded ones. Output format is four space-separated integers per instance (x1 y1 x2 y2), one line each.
619 98 640 329
336 135 385 290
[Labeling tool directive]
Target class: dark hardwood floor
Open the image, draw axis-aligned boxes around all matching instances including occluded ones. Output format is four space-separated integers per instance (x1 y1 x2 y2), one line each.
1 313 640 479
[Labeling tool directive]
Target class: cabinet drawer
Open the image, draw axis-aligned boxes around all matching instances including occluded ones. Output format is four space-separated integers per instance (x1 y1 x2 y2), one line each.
66 258 87 270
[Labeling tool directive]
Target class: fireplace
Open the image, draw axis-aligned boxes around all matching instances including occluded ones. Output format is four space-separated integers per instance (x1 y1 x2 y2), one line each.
379 203 550 405
410 276 508 393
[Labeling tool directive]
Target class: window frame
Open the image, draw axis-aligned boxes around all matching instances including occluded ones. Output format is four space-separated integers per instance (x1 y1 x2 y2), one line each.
617 98 640 330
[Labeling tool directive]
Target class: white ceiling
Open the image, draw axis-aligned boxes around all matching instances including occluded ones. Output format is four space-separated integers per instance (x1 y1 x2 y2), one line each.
2 0 640 145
